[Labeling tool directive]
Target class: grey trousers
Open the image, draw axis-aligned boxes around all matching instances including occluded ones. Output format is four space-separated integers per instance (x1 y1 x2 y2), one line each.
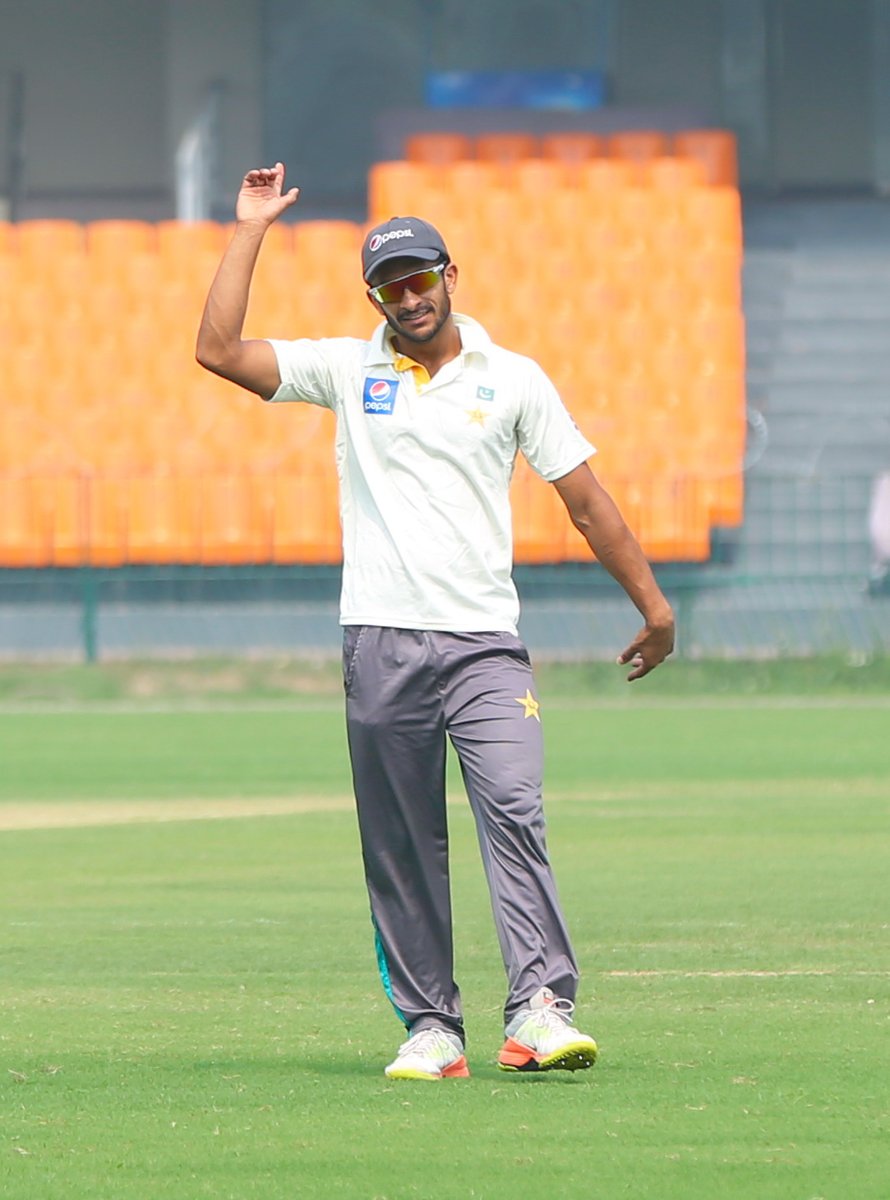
342 626 579 1040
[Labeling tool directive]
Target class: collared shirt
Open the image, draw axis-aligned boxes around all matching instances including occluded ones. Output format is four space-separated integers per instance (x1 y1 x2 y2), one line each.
266 314 594 633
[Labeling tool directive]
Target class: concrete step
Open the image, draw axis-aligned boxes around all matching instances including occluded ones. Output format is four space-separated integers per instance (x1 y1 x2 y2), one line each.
754 381 890 410
755 445 890 475
742 476 873 511
783 293 890 320
747 357 890 385
745 319 890 356
735 543 871 576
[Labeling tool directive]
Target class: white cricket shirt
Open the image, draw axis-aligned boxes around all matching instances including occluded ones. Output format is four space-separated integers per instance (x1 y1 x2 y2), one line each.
267 314 594 633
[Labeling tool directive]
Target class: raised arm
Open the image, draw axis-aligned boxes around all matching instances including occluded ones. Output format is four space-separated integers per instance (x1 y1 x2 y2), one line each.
195 162 300 399
553 462 675 680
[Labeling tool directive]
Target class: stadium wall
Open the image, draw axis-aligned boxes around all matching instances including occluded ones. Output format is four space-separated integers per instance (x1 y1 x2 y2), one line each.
0 0 261 219
3 0 890 222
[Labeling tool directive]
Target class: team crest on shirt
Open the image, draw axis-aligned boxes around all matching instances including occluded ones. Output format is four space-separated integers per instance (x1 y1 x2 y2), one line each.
363 377 396 414
476 385 496 402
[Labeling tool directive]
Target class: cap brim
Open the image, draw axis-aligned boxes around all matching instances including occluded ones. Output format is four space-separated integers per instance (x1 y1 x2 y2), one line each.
363 245 442 283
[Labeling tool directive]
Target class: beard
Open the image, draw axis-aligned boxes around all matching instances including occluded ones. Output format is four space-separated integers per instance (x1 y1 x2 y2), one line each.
386 291 452 344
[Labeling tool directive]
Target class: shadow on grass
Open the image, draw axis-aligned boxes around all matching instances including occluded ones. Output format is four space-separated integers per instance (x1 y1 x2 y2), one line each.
190 1054 599 1086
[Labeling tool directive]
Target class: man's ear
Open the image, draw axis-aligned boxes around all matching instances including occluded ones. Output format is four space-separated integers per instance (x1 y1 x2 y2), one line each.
444 262 458 294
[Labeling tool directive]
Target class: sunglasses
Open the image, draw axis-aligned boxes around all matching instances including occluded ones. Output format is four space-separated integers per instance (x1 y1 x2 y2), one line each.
367 261 447 305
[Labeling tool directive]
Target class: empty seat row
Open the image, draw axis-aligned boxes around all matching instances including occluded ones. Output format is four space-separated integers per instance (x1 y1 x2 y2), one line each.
0 470 715 567
0 217 357 262
404 128 737 186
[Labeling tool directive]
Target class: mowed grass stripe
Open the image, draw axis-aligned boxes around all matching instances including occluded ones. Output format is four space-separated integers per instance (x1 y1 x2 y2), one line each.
1 774 887 831
2 695 890 714
1 702 888 805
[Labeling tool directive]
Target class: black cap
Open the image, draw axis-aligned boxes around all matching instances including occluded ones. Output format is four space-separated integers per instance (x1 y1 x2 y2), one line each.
362 216 449 282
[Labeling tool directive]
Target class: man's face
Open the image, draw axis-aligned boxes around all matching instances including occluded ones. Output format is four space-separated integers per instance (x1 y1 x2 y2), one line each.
366 256 457 344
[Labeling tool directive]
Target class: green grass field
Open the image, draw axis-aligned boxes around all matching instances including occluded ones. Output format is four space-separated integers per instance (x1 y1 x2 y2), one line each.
1 661 889 1199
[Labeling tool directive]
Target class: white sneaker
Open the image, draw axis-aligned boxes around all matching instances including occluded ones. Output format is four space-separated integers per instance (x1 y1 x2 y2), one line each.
498 986 597 1072
384 1028 470 1080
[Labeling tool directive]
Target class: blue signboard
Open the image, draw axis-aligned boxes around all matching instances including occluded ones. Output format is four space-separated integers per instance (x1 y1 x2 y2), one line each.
425 70 606 111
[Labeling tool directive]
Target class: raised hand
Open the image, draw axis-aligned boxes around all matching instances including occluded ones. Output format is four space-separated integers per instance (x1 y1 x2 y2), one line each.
235 161 299 227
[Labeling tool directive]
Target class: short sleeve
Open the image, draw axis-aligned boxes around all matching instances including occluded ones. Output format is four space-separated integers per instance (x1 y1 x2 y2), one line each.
265 337 359 408
516 359 596 481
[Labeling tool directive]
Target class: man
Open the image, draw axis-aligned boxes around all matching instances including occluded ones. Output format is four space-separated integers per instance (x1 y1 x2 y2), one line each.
196 162 674 1081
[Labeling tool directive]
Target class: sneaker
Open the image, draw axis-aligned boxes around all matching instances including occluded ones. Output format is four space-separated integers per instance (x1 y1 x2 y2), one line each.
384 1028 470 1080
498 986 597 1073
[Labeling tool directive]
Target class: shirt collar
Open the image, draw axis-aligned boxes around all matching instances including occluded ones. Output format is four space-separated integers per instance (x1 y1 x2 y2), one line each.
362 313 493 368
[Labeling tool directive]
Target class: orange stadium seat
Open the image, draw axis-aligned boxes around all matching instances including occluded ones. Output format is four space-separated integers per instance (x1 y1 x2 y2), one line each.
681 187 743 250
86 478 128 566
87 220 156 260
0 250 15 310
677 413 745 527
50 249 90 298
156 220 227 259
575 161 635 220
626 476 709 561
510 462 570 563
43 475 87 566
405 132 473 164
0 476 51 566
126 476 201 563
368 161 437 223
437 160 499 205
642 155 709 191
199 475 274 564
687 374 746 426
673 129 738 187
272 471 342 564
540 132 604 164
15 220 84 262
475 132 538 163
612 186 673 251
0 475 85 566
688 308 746 374
513 158 567 197
606 130 670 175
675 247 741 309
220 220 292 255
293 220 362 270
117 251 166 306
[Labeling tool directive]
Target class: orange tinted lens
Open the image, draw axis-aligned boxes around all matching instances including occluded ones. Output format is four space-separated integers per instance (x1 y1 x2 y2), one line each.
374 268 441 304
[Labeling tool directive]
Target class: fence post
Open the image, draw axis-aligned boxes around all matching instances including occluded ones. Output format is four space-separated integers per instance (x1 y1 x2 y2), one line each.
79 569 99 663
672 579 696 659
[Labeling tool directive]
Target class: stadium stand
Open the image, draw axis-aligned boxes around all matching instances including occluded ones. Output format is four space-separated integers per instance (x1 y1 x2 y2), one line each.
0 129 744 568
405 132 474 164
672 129 738 187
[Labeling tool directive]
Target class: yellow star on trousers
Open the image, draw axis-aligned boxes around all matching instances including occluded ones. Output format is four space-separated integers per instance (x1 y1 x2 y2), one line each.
514 689 541 721
466 407 488 426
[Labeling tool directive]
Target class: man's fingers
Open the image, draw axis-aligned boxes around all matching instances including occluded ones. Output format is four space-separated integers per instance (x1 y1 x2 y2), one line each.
625 655 652 681
243 165 285 190
616 641 640 665
617 622 674 681
617 646 648 681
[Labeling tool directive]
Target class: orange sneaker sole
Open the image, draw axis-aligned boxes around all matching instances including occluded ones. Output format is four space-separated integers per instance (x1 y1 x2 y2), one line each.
497 1036 597 1073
